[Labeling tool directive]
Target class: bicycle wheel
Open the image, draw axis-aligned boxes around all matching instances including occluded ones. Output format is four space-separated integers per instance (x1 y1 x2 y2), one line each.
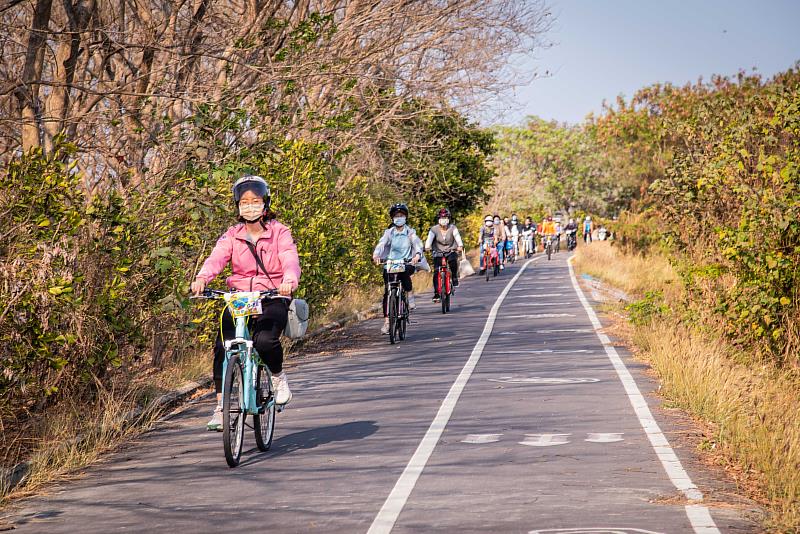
222 354 245 467
398 292 407 340
547 243 552 261
388 288 398 345
493 261 499 277
254 363 276 452
440 271 448 314
485 256 490 281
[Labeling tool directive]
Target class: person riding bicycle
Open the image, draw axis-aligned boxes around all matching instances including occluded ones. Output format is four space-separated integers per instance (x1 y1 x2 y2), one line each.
494 215 507 268
373 203 423 335
508 214 521 258
478 215 499 274
424 208 464 303
542 215 557 250
565 218 578 250
191 175 300 431
521 217 535 257
583 216 593 243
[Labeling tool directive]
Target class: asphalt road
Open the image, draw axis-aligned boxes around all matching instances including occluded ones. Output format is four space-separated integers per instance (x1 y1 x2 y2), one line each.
5 253 755 533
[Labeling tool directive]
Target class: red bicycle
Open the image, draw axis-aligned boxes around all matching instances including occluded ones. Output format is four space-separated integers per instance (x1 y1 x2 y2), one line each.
481 241 500 282
433 251 454 314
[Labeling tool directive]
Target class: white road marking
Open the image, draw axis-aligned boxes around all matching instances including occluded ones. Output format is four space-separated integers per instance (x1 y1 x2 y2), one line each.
368 258 539 534
506 313 576 319
537 329 592 333
461 434 502 444
585 433 625 443
507 302 570 307
529 529 664 534
491 349 594 354
512 292 565 297
567 257 719 533
520 434 571 447
489 376 599 385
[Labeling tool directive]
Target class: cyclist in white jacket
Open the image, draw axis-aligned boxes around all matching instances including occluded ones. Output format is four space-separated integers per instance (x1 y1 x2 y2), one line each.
424 208 464 303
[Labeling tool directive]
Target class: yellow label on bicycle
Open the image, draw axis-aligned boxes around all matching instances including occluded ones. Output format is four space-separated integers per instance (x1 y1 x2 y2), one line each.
385 259 406 273
224 292 263 318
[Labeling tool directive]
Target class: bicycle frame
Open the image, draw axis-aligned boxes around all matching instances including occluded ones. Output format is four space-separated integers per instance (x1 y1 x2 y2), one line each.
433 253 452 295
221 319 266 416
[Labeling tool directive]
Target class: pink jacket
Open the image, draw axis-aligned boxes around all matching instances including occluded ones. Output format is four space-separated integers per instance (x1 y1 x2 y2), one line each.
196 221 301 292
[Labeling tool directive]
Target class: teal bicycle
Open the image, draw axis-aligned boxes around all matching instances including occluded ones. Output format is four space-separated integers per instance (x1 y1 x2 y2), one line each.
195 288 286 467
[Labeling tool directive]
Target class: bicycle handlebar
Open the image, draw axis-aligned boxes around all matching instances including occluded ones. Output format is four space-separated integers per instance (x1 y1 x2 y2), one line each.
190 288 288 300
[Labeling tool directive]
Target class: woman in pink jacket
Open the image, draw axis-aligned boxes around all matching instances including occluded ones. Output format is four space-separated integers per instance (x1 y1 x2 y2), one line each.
191 175 301 431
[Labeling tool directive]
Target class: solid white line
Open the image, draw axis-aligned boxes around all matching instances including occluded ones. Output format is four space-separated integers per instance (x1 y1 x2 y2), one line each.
368 258 538 534
567 256 719 534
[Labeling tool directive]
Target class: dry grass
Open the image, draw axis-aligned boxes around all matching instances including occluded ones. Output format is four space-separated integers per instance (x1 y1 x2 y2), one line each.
1 383 163 503
572 241 680 301
631 323 800 531
574 242 800 531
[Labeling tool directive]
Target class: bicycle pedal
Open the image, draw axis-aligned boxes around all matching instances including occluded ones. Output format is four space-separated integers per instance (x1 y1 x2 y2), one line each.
276 404 286 413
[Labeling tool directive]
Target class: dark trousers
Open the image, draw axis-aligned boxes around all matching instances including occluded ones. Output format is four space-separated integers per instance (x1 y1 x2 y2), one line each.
382 265 415 317
432 252 459 296
213 298 289 393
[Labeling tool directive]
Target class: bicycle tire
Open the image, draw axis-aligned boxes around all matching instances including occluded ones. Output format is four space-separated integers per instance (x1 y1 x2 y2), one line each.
485 256 490 281
398 292 407 340
388 288 398 345
222 354 245 467
547 244 552 261
254 363 276 452
493 261 499 277
440 271 448 314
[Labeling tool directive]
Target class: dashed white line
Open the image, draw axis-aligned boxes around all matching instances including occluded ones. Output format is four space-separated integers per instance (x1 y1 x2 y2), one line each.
520 434 571 447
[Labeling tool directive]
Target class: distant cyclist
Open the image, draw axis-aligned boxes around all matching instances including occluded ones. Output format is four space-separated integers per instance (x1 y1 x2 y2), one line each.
508 214 521 258
521 216 535 257
542 215 556 250
583 216 593 243
373 203 423 335
565 218 578 250
191 175 299 430
494 215 507 269
478 215 499 274
425 208 464 303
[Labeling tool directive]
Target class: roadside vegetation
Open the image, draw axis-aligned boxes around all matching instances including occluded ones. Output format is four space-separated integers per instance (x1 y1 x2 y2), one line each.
0 0 552 499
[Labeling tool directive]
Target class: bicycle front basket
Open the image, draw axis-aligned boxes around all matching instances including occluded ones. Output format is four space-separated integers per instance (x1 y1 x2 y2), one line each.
385 259 406 273
224 292 263 318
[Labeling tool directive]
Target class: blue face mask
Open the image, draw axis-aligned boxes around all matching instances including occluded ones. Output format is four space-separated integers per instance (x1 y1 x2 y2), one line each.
393 216 406 227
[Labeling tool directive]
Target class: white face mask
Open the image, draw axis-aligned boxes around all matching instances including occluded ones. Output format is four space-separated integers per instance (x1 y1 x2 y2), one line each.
493 219 501 225
393 216 406 227
485 221 493 227
239 202 264 222
439 218 449 226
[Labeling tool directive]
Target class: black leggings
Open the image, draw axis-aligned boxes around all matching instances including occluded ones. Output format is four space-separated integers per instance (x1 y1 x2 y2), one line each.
382 265 415 317
213 298 289 393
432 252 459 296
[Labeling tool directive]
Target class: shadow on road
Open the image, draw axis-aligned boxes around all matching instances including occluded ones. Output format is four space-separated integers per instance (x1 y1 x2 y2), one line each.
240 420 379 465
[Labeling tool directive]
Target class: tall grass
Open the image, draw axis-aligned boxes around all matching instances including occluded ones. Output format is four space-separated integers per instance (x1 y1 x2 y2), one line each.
575 242 800 531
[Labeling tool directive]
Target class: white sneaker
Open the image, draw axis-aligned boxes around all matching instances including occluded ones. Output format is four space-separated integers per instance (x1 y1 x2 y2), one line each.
272 372 293 405
381 321 390 335
408 295 416 309
207 405 223 431
500 264 505 270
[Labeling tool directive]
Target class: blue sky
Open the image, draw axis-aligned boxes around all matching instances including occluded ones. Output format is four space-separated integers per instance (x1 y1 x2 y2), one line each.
489 0 800 125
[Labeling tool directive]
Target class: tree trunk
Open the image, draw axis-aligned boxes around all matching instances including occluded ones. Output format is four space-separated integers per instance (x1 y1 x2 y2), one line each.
15 0 53 152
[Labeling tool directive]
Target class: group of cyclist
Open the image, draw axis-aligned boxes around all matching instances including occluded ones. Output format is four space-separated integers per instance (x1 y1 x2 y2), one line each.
190 173 600 430
479 213 587 272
